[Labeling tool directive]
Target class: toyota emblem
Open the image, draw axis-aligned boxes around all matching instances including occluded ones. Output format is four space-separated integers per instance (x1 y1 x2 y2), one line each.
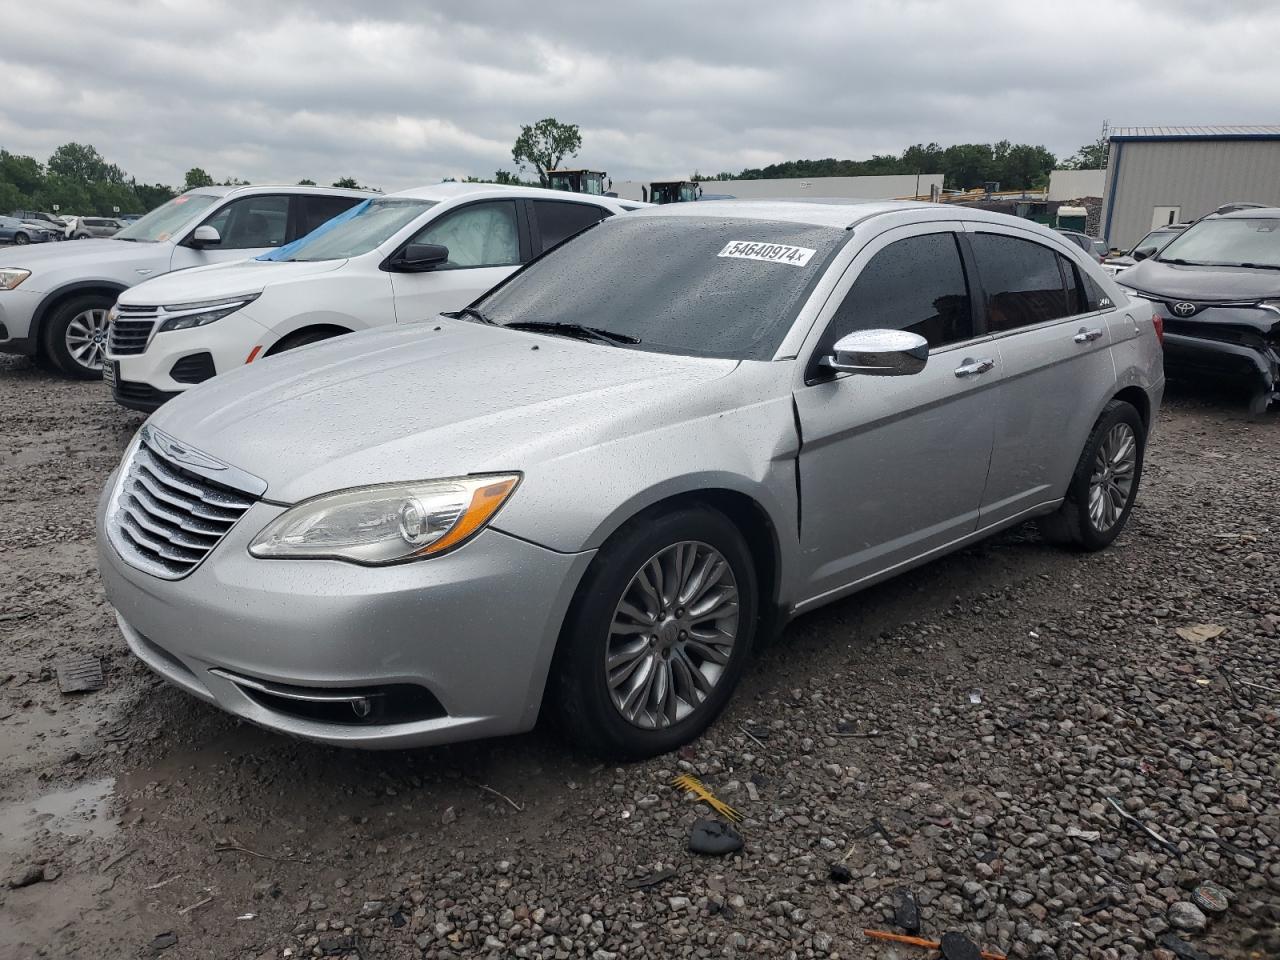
1172 301 1197 317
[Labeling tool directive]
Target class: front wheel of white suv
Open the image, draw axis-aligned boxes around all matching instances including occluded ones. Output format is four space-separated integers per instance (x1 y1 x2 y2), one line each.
1037 399 1146 551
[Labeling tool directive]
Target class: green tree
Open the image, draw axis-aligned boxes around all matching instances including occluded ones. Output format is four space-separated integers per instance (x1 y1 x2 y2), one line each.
511 118 582 187
184 167 214 190
332 176 360 188
48 142 113 183
1063 136 1108 170
297 178 317 185
0 150 45 196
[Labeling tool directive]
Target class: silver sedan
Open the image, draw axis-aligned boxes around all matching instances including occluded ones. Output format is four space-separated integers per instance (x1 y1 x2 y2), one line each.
96 200 1164 757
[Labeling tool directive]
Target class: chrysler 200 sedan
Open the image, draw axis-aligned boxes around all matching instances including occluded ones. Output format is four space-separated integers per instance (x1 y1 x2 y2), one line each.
96 200 1164 758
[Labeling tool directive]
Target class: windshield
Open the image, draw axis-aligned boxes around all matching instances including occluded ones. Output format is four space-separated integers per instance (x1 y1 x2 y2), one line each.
1157 217 1280 268
277 198 436 262
115 193 219 242
476 216 846 360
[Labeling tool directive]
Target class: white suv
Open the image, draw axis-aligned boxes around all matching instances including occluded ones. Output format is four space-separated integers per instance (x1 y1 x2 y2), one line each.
105 183 640 411
0 185 371 378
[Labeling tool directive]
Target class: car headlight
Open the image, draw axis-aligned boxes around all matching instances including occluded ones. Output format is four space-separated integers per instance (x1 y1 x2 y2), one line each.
0 268 31 290
157 294 259 332
248 474 521 564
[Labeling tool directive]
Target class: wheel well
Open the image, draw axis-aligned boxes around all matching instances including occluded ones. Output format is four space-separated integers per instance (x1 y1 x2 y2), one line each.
1113 386 1150 429
266 324 352 356
33 285 123 354
607 489 784 635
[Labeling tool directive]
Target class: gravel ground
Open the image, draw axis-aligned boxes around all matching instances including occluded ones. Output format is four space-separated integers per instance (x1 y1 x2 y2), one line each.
0 354 1276 960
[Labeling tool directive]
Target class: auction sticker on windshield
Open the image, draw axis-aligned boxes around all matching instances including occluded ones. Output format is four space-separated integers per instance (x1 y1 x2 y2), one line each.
718 240 816 267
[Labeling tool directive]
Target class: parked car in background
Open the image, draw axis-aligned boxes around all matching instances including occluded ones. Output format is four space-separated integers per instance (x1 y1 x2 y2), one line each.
0 215 56 245
67 216 128 239
1103 223 1190 276
1117 205 1280 416
97 199 1161 757
106 183 637 411
1057 229 1104 262
0 184 371 378
12 210 66 236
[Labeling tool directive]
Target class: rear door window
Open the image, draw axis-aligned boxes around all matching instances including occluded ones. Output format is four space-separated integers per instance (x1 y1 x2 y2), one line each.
532 200 610 252
821 232 974 354
970 233 1072 332
301 195 365 235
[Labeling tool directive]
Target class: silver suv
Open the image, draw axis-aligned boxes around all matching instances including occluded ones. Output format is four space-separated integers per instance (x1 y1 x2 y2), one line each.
0 184 370 378
97 200 1164 758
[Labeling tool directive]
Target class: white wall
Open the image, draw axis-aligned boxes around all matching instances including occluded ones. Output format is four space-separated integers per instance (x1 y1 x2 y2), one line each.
1047 169 1105 201
610 174 944 203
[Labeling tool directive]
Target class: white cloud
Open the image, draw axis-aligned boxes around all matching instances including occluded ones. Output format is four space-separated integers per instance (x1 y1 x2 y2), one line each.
1 0 1278 190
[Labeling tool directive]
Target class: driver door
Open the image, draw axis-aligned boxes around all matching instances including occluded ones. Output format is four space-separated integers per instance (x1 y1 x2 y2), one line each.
388 199 528 323
792 223 998 605
169 194 295 271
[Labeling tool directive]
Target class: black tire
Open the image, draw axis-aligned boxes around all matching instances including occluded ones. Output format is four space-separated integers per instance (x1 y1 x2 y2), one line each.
13 232 29 245
41 293 114 380
552 505 758 759
1037 400 1146 552
266 327 347 355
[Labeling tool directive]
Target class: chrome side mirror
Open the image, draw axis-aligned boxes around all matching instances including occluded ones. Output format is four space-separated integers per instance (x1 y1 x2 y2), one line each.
189 225 222 248
822 329 929 376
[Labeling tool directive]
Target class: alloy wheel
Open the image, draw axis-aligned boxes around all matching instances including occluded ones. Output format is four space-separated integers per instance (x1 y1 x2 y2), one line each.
1087 422 1137 532
605 541 740 730
65 308 110 373
14 233 28 245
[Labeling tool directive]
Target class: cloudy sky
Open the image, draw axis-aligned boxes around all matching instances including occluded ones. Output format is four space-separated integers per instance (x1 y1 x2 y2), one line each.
3 0 1279 191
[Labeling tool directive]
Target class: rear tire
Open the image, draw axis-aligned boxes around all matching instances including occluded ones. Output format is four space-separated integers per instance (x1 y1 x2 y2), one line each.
552 505 757 759
1038 400 1145 551
41 294 114 379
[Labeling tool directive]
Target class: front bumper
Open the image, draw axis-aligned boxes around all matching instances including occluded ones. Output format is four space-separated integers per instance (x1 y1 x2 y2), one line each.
1160 305 1280 396
97 492 595 749
0 286 46 354
108 309 273 406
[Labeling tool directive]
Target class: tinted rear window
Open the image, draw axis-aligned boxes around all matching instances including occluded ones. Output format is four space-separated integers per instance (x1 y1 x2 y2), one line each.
477 216 845 360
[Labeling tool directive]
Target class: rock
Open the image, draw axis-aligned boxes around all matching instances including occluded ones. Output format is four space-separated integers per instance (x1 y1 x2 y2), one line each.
1167 901 1207 933
687 819 742 856
149 932 178 953
894 888 920 933
828 863 852 883
9 864 45 888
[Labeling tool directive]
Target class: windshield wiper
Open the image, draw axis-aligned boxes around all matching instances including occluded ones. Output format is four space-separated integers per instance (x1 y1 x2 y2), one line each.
1236 261 1280 270
444 306 496 325
502 320 640 345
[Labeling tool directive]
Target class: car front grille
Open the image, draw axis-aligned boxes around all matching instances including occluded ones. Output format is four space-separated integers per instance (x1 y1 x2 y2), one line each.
107 426 264 579
108 304 159 355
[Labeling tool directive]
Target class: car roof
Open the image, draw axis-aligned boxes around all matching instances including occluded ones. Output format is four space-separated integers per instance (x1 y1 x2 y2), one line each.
625 198 1063 232
181 185 375 200
385 182 626 203
1209 206 1280 219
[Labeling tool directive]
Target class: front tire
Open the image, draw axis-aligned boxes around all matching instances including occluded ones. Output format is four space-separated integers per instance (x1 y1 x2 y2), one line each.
41 294 114 379
1038 400 1145 551
552 505 758 758
13 232 29 245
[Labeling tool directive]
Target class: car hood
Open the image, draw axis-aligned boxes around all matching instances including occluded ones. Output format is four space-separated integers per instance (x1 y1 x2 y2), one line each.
120 258 346 305
0 237 166 276
1121 259 1280 302
148 320 738 503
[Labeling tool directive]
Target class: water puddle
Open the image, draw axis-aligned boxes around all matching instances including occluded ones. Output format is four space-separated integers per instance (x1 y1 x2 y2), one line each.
0 777 117 856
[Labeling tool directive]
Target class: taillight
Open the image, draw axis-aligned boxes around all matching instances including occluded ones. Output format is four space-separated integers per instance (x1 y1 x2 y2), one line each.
1152 312 1164 345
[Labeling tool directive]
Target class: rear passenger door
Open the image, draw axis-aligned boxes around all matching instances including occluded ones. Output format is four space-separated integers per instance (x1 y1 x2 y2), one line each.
528 199 612 255
964 226 1117 527
388 199 529 323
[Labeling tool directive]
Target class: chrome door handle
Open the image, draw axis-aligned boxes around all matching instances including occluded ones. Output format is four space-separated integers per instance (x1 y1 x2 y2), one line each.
1074 328 1104 343
953 357 995 378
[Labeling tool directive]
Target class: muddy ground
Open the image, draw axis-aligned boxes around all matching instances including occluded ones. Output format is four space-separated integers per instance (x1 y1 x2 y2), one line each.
0 355 1276 960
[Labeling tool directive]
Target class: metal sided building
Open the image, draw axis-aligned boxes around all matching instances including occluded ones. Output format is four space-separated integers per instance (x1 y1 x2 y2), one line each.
1101 125 1280 250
